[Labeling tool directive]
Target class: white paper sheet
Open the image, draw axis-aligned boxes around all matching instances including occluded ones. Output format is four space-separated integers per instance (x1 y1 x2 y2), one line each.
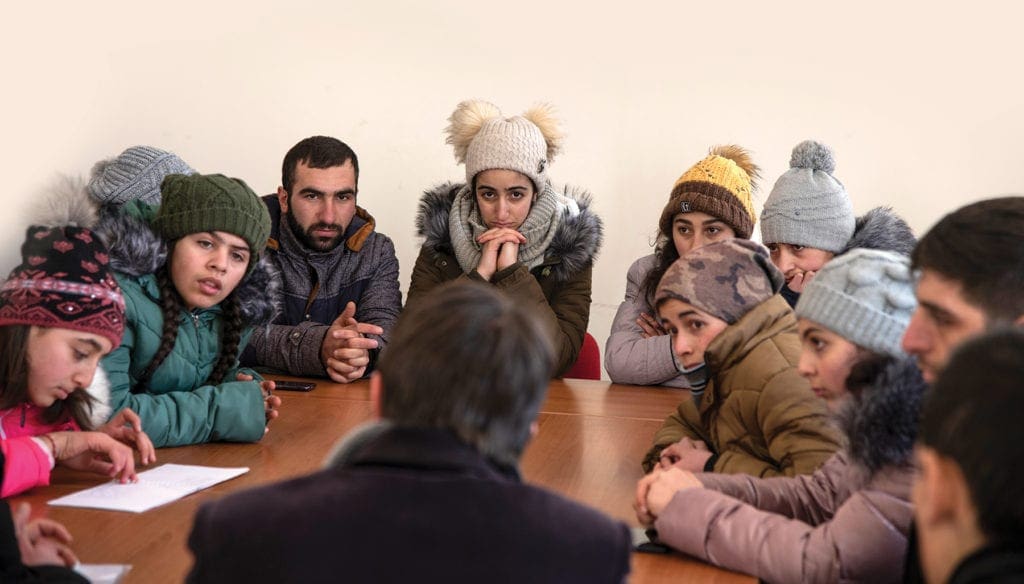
48 464 249 513
75 563 132 584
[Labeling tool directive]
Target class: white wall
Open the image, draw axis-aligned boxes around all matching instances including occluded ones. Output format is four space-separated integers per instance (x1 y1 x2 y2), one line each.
4 1 1022 377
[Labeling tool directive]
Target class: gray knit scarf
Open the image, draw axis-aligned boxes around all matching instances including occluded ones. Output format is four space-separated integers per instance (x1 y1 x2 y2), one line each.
449 183 572 274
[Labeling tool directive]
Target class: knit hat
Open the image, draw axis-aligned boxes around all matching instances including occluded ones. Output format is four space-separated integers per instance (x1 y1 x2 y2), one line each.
153 174 271 272
760 140 856 253
87 146 195 207
655 239 785 324
795 248 917 356
0 181 125 347
659 145 761 239
445 100 563 191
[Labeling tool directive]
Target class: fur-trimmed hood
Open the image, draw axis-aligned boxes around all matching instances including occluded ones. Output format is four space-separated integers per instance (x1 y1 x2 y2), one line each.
94 201 280 327
842 206 916 256
415 182 603 282
838 355 927 476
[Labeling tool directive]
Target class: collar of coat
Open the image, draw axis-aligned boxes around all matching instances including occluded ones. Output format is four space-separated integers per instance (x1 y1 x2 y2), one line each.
262 194 379 255
323 420 522 482
841 206 917 255
837 355 927 476
415 182 604 283
93 200 281 328
705 295 797 376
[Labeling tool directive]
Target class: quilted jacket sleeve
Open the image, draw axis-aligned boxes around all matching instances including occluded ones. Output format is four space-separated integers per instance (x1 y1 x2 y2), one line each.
605 256 686 387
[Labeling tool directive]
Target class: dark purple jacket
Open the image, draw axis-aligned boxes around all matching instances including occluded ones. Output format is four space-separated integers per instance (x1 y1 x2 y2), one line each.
187 426 631 584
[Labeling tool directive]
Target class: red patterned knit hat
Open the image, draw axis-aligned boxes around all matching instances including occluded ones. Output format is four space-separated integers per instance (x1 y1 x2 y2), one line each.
0 188 126 347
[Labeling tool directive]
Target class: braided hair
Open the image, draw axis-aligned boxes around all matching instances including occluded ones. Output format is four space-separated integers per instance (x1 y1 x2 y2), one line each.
136 247 248 389
205 293 243 385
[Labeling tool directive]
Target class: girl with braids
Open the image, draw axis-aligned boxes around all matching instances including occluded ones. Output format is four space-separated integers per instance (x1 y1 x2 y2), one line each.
0 182 154 498
605 145 760 388
97 173 281 448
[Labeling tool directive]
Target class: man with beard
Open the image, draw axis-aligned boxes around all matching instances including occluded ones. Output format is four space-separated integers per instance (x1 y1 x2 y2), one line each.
242 136 401 383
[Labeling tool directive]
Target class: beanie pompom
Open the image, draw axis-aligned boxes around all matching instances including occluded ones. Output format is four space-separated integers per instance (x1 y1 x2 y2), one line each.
790 140 836 173
446 100 502 164
34 176 98 229
88 157 115 182
523 103 564 162
710 144 761 192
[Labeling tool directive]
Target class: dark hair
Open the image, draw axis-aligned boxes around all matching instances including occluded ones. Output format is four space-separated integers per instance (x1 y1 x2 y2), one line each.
376 281 555 465
137 246 245 388
281 136 359 194
0 325 98 430
911 196 1024 322
920 327 1024 543
639 217 683 305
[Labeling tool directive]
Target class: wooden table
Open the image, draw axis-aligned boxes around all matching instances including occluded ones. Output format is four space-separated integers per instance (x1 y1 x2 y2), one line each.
9 378 754 583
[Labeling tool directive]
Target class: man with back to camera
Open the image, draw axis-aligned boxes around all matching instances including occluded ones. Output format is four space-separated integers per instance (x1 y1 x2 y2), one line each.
242 136 402 383
911 328 1024 583
187 281 631 583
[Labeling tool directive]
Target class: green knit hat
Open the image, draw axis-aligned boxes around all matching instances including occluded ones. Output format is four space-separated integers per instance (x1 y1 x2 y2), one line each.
154 173 271 272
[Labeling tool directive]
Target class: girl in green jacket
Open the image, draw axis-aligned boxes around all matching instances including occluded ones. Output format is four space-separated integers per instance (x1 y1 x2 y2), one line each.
97 173 281 448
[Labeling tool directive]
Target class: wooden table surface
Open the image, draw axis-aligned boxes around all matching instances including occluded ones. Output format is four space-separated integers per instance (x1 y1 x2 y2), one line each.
9 378 754 584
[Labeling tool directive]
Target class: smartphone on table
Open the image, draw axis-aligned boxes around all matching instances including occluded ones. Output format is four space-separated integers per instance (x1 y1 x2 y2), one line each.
273 380 316 392
631 527 672 554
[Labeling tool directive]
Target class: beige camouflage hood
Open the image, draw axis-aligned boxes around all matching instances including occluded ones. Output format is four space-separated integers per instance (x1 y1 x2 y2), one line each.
655 239 784 324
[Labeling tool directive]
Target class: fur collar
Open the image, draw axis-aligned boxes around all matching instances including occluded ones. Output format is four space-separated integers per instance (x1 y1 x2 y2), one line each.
416 182 603 282
84 366 112 428
838 355 927 476
94 201 280 327
842 206 916 256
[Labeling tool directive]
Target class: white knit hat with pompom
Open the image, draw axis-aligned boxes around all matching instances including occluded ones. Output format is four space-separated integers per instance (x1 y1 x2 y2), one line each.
445 100 563 190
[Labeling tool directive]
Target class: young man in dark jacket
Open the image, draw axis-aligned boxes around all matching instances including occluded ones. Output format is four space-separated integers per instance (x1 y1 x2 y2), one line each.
242 136 402 383
188 282 631 584
912 329 1024 584
901 196 1024 582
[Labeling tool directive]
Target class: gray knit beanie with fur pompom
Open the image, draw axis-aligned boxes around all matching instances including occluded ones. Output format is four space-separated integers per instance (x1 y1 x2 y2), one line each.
760 140 856 253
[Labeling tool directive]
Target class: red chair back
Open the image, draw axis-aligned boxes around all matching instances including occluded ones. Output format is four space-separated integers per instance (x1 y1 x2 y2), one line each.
564 332 601 380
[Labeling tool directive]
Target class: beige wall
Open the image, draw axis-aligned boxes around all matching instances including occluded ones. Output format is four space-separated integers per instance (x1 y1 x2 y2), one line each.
4 2 1022 377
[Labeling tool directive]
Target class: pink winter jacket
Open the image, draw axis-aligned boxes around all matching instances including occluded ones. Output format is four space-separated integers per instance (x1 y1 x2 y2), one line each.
0 404 78 497
654 452 914 584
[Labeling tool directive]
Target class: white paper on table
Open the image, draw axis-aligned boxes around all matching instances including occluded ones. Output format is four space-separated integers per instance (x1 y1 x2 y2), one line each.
75 563 132 584
48 464 249 513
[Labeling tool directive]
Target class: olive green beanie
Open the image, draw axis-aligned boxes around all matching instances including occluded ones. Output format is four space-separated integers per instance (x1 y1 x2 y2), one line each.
154 173 271 272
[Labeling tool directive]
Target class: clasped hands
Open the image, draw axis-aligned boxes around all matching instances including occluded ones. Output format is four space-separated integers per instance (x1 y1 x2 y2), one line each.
474 227 525 282
320 301 383 384
633 437 711 526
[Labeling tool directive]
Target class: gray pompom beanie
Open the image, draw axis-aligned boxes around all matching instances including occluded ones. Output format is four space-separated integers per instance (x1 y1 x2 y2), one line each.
87 145 195 207
760 140 855 253
795 248 917 356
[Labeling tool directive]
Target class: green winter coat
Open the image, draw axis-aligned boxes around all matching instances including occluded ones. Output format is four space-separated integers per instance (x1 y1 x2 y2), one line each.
97 201 279 448
102 274 265 447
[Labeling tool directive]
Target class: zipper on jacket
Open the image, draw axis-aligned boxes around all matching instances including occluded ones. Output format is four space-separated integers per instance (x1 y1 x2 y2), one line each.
190 311 200 330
